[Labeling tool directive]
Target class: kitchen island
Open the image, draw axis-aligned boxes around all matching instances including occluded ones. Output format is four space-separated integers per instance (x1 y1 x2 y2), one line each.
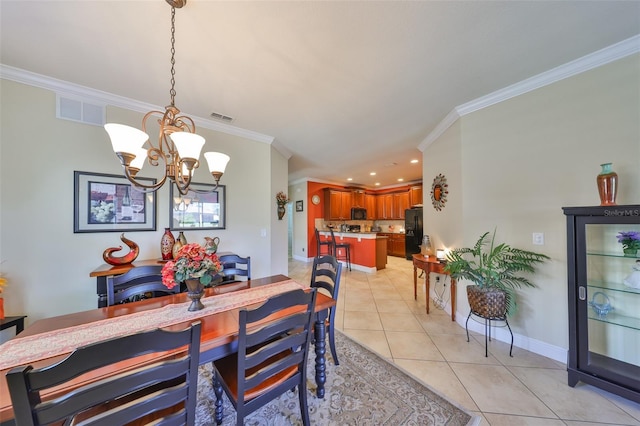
318 231 388 272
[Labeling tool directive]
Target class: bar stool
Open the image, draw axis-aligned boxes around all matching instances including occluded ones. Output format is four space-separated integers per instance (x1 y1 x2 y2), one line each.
329 228 351 271
315 228 333 257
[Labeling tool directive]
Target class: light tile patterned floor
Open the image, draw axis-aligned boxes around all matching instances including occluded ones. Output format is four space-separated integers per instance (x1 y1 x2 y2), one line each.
288 255 640 426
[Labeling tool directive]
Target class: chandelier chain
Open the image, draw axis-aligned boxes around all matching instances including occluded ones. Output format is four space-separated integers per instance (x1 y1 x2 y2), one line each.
169 7 177 107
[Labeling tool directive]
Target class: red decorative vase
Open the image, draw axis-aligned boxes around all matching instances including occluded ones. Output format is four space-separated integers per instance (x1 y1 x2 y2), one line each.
161 228 175 260
597 163 618 206
0 298 4 320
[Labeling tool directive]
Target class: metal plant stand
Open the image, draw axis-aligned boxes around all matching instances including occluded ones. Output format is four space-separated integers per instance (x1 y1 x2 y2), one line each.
465 311 513 357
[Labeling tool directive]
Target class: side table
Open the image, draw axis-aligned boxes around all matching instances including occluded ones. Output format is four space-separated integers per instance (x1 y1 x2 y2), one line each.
0 315 27 335
412 254 456 321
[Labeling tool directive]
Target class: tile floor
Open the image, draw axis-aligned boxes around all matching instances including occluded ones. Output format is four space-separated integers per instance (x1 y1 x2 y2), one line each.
288 255 640 426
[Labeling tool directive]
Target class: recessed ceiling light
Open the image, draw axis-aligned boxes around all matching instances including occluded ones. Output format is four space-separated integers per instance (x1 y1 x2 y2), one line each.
370 172 376 176
375 182 380 186
411 159 419 164
347 178 353 181
397 178 404 182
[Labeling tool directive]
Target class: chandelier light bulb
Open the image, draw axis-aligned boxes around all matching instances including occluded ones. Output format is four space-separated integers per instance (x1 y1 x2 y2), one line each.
204 152 231 174
104 123 148 154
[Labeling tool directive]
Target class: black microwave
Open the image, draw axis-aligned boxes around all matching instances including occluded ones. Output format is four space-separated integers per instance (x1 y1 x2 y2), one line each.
351 207 367 220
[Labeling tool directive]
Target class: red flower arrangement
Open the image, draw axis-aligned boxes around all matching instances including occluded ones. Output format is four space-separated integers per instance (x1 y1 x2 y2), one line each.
161 243 223 289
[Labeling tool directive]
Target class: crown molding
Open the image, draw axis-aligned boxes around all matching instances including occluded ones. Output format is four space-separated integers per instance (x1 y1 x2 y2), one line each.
420 34 640 150
0 64 275 145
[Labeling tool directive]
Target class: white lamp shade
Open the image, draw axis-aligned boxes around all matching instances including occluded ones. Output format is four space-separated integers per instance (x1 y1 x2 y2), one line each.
204 152 230 173
170 132 205 160
104 123 148 154
129 147 148 170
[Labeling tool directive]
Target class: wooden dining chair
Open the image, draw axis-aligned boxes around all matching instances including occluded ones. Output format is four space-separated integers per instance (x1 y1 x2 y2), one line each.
106 264 179 306
216 254 251 285
311 254 342 365
211 289 317 426
7 321 201 426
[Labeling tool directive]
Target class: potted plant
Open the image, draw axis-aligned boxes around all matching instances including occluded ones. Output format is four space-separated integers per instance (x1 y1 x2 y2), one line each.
161 243 223 311
616 231 640 257
444 230 550 318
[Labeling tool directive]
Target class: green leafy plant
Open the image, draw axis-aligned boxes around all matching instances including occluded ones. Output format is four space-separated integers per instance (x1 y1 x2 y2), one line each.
444 230 550 316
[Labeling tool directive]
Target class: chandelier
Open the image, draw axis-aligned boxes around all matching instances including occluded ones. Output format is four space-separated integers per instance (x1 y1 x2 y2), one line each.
104 0 229 196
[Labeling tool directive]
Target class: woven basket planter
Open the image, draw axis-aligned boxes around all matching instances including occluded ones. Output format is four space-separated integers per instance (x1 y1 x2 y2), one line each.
466 285 508 319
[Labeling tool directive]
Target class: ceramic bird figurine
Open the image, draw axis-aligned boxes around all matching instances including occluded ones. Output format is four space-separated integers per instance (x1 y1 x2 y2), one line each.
103 233 140 265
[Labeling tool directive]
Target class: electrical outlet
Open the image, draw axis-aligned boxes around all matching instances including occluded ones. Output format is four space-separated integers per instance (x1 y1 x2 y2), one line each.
532 232 544 245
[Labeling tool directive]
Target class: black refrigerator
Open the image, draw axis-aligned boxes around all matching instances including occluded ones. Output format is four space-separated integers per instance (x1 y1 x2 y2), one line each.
404 207 423 260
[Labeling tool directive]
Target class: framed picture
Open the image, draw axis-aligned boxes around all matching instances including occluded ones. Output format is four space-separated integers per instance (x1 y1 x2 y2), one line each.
74 171 157 233
296 200 304 212
169 182 226 230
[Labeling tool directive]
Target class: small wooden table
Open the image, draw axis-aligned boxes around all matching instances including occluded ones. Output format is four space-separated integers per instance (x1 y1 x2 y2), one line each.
412 254 456 321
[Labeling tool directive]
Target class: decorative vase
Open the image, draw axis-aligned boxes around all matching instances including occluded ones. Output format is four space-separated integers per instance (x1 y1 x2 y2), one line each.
0 298 4 320
161 228 175 260
277 203 286 220
596 163 618 206
172 239 183 259
623 248 638 257
185 279 205 311
178 231 187 246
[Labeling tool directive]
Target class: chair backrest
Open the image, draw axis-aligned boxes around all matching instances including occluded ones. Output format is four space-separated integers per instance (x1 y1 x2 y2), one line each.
7 321 201 426
237 289 316 404
310 255 342 300
217 254 251 284
106 265 179 306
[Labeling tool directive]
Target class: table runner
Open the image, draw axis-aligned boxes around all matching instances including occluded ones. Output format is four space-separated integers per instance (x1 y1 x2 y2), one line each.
0 280 303 370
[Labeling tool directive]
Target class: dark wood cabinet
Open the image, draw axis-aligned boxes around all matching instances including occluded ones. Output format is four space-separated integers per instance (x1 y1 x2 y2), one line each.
378 233 405 258
324 189 352 220
563 205 640 403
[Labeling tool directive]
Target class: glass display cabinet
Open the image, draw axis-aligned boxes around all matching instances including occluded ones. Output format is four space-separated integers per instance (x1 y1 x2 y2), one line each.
563 205 639 403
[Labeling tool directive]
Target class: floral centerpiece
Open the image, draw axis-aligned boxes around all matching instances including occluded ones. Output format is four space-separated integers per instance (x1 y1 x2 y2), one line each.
161 243 223 289
276 191 290 206
617 231 640 256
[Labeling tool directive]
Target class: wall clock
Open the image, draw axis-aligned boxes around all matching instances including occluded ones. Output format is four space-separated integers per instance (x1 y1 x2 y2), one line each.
430 173 448 211
311 195 321 205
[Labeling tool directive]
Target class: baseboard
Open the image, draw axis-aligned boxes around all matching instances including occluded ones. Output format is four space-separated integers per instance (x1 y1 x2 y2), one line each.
454 310 567 363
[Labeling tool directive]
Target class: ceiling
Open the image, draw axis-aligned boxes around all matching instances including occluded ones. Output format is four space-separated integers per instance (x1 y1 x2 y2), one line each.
1 1 639 189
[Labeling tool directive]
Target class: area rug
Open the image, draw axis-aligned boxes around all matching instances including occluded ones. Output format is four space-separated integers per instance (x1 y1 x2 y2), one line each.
195 331 478 425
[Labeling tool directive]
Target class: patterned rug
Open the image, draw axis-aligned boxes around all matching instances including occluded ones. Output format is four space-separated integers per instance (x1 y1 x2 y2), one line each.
195 331 478 425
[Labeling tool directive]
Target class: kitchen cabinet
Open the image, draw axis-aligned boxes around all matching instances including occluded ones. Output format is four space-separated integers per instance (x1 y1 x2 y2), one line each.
352 190 365 208
563 205 640 403
378 233 406 258
409 185 423 207
393 192 410 219
365 193 377 220
377 194 393 220
324 189 352 220
376 236 388 270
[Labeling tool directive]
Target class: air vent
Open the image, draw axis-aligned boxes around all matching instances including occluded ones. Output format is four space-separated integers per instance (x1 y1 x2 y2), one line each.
56 95 105 126
210 112 234 123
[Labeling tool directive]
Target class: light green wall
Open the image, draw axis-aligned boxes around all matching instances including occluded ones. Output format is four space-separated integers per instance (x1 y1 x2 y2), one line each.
0 79 287 326
424 54 640 353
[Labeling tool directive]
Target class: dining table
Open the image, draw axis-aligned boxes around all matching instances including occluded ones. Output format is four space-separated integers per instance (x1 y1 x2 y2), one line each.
0 275 336 425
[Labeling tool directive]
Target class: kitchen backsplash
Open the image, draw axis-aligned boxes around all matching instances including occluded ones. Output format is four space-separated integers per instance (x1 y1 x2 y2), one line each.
314 218 405 233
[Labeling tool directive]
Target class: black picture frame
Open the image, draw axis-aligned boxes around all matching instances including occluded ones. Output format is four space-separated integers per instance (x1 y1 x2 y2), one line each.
169 182 226 230
296 200 303 212
74 171 157 233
